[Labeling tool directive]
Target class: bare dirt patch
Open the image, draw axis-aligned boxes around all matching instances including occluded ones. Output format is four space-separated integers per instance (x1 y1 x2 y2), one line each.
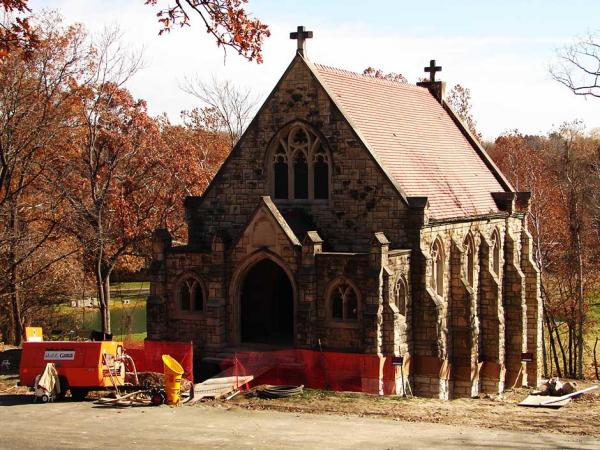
207 382 600 437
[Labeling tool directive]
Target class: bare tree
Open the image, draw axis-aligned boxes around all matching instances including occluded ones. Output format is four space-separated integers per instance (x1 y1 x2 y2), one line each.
180 75 257 148
551 31 600 98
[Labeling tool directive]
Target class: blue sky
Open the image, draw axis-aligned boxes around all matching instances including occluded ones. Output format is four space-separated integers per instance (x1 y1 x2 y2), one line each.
30 0 600 139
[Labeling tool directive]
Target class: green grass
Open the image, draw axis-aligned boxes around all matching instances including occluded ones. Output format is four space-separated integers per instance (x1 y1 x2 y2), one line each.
111 281 149 292
54 292 147 342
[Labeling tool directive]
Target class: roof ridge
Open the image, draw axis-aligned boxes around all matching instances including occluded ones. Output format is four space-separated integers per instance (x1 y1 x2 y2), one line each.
313 62 426 91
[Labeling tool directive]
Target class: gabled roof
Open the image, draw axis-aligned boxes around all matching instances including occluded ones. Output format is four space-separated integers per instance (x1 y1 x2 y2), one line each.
308 61 510 220
234 196 302 249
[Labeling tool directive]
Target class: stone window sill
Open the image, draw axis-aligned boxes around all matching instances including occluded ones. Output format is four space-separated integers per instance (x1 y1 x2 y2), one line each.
172 311 205 320
327 320 360 329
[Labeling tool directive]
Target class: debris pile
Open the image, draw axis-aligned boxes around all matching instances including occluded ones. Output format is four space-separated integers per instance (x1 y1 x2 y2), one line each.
535 377 577 396
519 377 599 408
131 371 192 393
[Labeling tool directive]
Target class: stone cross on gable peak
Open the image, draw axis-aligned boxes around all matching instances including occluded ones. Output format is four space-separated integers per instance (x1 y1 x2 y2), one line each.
424 59 442 82
290 25 313 57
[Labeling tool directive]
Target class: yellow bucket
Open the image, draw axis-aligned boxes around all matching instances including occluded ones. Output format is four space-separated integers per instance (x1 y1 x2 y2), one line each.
162 354 184 405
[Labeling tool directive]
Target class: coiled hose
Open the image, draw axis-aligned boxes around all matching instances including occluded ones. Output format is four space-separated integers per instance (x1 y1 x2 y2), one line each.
257 384 304 399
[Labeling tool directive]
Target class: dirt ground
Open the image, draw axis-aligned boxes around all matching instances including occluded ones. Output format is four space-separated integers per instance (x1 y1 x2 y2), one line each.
1 395 599 449
208 381 600 437
2 372 599 439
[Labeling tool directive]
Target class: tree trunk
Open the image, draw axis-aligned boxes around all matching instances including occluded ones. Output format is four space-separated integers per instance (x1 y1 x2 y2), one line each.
575 231 585 379
545 311 561 377
95 264 112 335
552 314 568 376
7 200 23 346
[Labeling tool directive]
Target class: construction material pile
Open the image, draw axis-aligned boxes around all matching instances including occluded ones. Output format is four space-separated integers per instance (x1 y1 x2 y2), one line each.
131 371 192 393
535 378 577 396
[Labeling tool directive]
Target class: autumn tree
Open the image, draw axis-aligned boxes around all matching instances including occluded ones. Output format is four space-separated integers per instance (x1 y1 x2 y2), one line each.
145 0 270 63
489 126 600 379
0 0 37 59
362 67 407 83
551 31 600 98
0 14 89 344
446 84 481 141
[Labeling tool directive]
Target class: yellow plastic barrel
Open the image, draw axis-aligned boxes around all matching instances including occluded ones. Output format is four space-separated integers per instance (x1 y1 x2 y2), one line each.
162 354 184 405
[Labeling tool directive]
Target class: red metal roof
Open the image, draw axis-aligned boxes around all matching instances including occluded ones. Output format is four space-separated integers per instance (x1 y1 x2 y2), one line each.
313 63 506 220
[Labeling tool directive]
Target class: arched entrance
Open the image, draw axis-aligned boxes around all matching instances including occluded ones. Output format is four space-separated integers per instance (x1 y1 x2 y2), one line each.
240 258 294 345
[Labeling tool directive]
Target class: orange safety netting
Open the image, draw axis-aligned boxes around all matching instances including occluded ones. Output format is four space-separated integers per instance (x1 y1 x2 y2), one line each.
124 340 194 383
219 349 400 395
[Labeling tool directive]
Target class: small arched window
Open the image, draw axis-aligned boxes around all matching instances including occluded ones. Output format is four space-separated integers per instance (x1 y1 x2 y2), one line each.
269 123 331 201
431 238 445 297
178 277 204 312
491 230 501 276
330 280 359 321
464 234 475 286
395 277 408 316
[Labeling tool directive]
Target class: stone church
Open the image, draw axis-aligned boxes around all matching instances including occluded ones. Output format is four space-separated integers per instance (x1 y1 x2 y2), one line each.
148 27 542 399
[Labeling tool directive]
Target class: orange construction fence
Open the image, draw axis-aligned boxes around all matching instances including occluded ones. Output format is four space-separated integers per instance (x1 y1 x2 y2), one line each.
219 349 403 395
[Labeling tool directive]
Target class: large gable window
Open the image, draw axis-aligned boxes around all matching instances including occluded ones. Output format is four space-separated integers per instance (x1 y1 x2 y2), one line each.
271 124 331 201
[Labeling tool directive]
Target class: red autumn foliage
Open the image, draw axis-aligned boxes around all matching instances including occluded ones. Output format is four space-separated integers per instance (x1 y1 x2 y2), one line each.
145 0 270 63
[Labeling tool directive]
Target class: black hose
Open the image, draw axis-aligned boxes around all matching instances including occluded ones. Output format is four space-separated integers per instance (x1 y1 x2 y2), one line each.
257 384 304 399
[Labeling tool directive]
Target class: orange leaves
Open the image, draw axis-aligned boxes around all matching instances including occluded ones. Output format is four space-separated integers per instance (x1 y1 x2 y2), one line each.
147 0 270 63
0 0 38 60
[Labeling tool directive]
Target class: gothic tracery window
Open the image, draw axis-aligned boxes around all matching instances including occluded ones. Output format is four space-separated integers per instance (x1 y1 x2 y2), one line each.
330 280 359 321
272 124 330 201
178 276 204 312
430 238 444 297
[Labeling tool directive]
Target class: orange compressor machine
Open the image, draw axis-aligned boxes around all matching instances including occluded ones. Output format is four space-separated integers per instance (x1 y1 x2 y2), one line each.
19 341 127 400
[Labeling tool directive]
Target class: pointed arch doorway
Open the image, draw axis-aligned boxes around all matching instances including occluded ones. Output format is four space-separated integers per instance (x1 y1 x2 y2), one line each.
240 258 294 345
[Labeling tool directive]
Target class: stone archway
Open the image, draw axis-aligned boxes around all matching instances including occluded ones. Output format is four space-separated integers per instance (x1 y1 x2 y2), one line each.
240 258 294 345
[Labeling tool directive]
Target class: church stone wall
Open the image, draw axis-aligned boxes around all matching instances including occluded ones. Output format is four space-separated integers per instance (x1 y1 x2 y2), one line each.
147 56 543 400
407 215 540 399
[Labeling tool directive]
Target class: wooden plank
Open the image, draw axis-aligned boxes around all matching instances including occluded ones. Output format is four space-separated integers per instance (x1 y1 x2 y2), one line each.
189 361 274 403
519 395 570 408
540 385 599 405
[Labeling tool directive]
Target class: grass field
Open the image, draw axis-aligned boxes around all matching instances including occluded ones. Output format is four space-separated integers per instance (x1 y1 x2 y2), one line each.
53 283 148 341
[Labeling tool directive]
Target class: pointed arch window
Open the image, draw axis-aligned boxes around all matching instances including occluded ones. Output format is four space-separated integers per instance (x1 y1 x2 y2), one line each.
491 230 501 276
177 276 205 313
431 238 445 297
395 276 408 316
329 280 359 321
270 124 331 201
464 234 475 286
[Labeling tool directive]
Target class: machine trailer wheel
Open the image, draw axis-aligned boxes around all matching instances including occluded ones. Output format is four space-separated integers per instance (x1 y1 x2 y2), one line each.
41 394 50 403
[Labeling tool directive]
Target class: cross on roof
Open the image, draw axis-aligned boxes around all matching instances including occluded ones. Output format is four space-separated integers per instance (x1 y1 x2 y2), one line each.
290 26 313 57
424 59 442 82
